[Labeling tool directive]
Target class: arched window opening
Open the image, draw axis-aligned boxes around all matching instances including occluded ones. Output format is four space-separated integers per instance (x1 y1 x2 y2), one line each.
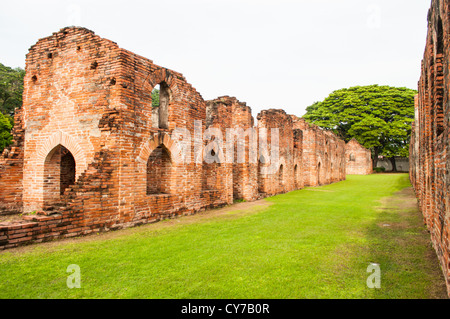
435 16 445 136
317 162 322 185
60 148 76 195
232 141 248 200
202 140 221 192
43 145 76 209
279 164 284 187
294 164 299 188
152 84 160 108
437 17 444 54
349 153 355 162
258 155 267 194
147 145 172 195
152 82 170 130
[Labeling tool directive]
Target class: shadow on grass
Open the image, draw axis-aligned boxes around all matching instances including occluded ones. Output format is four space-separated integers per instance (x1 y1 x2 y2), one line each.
365 184 448 299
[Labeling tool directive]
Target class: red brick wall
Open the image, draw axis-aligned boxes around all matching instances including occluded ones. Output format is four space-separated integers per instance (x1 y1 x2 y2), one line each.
410 0 450 296
292 117 346 187
0 27 370 250
345 139 373 175
0 108 25 214
257 109 295 196
21 27 121 213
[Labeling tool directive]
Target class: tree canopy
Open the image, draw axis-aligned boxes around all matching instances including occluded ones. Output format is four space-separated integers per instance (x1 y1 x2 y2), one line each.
0 63 25 116
303 85 416 166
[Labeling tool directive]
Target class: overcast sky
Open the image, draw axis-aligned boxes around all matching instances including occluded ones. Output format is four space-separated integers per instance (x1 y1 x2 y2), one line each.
0 0 431 118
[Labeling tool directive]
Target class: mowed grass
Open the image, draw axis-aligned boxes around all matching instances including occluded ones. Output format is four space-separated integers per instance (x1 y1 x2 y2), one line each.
0 174 447 299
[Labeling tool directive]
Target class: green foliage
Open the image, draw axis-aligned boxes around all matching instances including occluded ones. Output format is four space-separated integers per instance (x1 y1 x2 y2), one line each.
374 167 386 173
152 88 160 108
0 111 13 153
0 63 25 116
303 85 416 159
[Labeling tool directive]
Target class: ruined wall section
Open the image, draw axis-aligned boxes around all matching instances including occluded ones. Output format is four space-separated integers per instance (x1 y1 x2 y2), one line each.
0 108 25 213
345 139 373 175
204 96 262 203
17 26 228 232
203 97 234 206
21 27 123 213
0 27 221 248
0 27 127 247
292 117 346 187
115 47 220 226
410 0 450 295
292 128 304 189
292 117 315 186
257 109 296 196
326 131 347 183
228 97 258 201
315 129 330 186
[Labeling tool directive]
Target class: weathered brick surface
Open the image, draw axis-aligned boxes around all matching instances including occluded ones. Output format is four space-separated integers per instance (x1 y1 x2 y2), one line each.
292 117 346 186
410 0 450 296
0 27 371 249
0 108 25 214
345 139 373 175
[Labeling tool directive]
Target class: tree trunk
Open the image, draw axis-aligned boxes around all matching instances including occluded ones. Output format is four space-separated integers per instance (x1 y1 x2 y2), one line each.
389 157 397 172
372 149 379 169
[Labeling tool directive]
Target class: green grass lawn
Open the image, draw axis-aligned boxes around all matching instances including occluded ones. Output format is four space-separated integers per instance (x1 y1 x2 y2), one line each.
0 174 447 299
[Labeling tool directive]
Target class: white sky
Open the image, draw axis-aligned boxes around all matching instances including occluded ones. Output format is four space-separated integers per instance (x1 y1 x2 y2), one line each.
0 0 431 118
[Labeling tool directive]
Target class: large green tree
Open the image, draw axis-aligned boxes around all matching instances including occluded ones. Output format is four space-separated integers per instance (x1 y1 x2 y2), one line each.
303 85 416 170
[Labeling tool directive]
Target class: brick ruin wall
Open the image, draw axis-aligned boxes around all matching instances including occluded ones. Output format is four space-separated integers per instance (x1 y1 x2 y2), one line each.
0 27 371 249
409 0 450 295
0 109 24 214
345 139 373 175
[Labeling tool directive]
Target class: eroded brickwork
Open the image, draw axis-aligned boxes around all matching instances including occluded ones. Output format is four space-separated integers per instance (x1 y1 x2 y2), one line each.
0 109 25 214
410 0 450 296
0 27 370 249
